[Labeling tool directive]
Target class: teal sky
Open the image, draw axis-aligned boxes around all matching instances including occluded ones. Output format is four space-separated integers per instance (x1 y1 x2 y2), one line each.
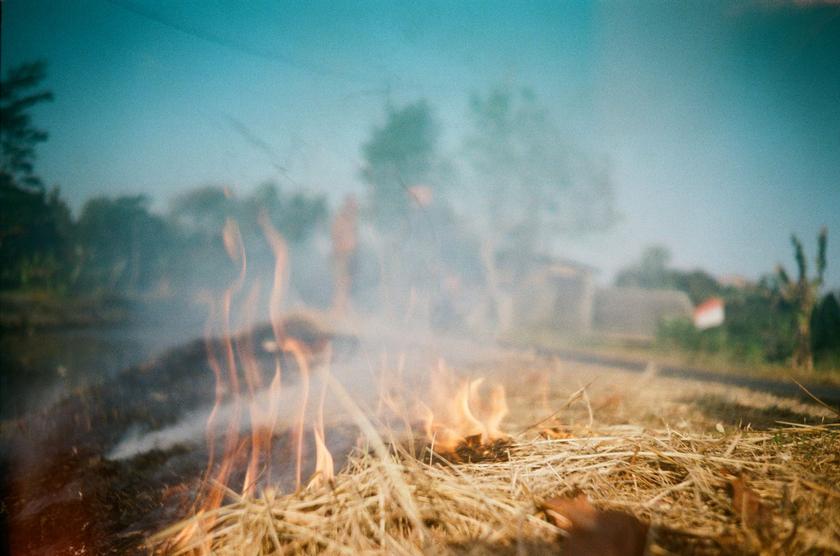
3 0 839 287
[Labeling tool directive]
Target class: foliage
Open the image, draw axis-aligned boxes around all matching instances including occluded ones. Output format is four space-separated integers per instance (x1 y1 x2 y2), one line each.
169 185 233 236
0 61 53 189
170 182 326 243
465 84 616 255
74 195 174 293
615 246 675 288
360 101 443 231
811 292 840 361
651 240 839 369
69 183 328 295
246 182 327 243
3 179 326 296
0 62 73 290
656 283 794 365
0 182 73 290
615 245 722 305
776 228 828 370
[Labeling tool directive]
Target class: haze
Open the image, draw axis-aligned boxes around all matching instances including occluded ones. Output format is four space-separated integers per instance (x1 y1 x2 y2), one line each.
3 0 839 286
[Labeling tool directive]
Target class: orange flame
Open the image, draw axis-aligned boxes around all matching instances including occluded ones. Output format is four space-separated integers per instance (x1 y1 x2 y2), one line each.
283 338 311 492
419 359 509 453
213 218 247 500
173 219 248 551
175 211 341 553
258 210 288 343
310 344 335 488
257 210 288 487
238 281 265 496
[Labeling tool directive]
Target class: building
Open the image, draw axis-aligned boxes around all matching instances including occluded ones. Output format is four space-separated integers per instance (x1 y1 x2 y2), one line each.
498 253 693 338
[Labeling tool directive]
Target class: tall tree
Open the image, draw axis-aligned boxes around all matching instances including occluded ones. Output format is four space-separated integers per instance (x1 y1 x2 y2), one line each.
361 100 442 231
0 61 71 289
465 85 616 257
465 85 617 330
776 227 828 370
0 61 53 189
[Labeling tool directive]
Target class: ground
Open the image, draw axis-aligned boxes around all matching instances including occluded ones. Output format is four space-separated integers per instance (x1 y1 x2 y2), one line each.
1 332 838 555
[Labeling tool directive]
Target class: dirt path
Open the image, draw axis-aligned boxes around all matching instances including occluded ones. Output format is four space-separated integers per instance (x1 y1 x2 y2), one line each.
525 346 840 407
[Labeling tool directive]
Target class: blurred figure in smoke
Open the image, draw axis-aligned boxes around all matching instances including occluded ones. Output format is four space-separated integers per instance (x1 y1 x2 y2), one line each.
331 195 358 317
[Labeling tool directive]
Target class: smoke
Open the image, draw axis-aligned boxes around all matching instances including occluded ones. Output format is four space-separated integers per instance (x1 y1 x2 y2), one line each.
109 412 209 460
109 372 317 461
106 327 509 461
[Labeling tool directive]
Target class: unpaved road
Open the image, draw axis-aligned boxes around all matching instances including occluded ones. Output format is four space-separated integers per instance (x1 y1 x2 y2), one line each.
525 346 840 408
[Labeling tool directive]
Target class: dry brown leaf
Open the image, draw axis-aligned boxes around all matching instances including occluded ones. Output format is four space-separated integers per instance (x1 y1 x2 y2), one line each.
730 474 773 531
543 494 649 556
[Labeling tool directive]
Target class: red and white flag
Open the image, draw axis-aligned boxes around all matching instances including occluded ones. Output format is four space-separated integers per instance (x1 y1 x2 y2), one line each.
693 297 725 330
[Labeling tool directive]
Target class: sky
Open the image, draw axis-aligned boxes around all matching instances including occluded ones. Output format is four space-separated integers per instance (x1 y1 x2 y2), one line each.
3 0 839 287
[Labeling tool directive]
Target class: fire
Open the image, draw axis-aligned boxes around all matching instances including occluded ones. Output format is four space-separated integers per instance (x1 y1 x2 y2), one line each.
171 211 337 553
167 206 508 552
171 218 248 550
258 210 288 343
312 344 335 487
418 359 509 454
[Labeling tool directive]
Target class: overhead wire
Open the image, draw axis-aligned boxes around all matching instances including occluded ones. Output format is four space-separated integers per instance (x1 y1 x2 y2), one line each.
104 0 375 85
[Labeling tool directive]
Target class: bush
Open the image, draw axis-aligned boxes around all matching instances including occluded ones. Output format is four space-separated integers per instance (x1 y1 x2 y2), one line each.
812 292 840 361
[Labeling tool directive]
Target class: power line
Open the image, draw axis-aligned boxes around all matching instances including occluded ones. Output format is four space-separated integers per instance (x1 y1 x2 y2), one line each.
105 0 373 85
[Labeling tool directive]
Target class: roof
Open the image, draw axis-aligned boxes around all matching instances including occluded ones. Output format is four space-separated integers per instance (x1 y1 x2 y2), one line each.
496 250 599 275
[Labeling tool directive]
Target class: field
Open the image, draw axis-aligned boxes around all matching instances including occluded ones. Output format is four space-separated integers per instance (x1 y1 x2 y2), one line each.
3 331 838 555
154 352 840 555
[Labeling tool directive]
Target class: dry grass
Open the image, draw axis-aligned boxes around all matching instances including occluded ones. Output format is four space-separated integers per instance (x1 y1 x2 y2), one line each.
152 356 840 555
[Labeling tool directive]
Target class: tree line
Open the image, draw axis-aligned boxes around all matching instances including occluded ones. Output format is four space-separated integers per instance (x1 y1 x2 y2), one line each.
7 60 834 371
1 61 617 305
0 63 329 295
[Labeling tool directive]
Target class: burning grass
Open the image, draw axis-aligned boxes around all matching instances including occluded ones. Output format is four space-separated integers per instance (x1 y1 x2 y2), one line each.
144 213 840 555
152 417 839 554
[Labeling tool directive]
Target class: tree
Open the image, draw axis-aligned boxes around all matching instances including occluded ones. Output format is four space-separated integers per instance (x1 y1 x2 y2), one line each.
615 245 724 305
170 182 327 243
165 182 327 293
0 61 53 189
464 85 617 331
776 227 828 370
75 195 173 293
615 246 675 290
169 185 234 236
465 85 616 257
0 181 72 289
812 292 840 361
247 181 327 243
361 101 442 231
0 61 72 289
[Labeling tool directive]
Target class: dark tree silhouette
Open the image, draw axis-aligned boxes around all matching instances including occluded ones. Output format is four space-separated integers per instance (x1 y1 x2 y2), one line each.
0 61 71 289
75 195 173 293
0 61 53 189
